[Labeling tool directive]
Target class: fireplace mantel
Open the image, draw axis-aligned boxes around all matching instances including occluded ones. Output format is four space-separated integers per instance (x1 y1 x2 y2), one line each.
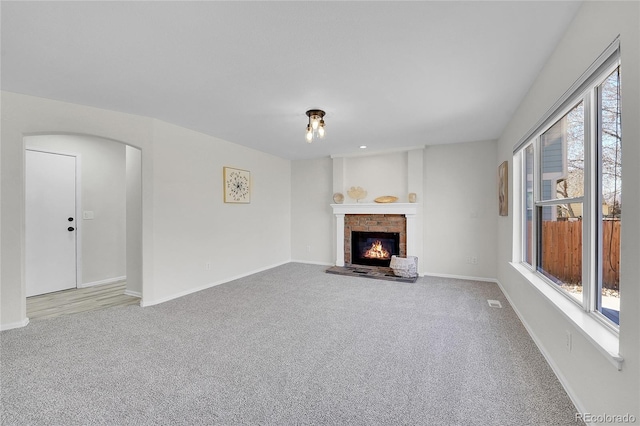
331 203 420 267
330 203 418 216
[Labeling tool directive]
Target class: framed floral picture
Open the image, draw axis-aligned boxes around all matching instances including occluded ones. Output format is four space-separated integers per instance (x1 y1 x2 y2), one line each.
223 167 251 203
498 161 508 216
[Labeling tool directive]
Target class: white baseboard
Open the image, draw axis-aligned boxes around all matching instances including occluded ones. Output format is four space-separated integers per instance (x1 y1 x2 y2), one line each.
1 317 29 331
79 275 126 288
423 272 498 283
495 279 587 420
140 261 290 307
124 289 142 298
290 259 333 266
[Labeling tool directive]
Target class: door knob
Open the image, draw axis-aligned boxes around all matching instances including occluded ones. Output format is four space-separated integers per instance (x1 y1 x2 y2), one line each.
68 217 74 222
68 227 75 232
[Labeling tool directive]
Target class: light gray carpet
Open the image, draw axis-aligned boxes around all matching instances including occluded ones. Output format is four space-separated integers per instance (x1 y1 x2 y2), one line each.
1 263 582 425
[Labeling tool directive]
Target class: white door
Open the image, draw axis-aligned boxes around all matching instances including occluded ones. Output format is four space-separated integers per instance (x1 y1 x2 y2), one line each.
26 150 77 297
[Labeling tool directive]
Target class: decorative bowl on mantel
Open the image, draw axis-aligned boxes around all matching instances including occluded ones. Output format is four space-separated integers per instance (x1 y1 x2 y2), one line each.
374 196 398 203
347 186 367 203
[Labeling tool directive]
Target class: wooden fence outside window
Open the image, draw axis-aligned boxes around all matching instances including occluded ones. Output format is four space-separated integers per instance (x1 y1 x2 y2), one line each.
526 220 620 289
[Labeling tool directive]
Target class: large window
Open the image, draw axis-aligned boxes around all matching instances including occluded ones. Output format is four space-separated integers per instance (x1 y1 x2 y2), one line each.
516 43 621 328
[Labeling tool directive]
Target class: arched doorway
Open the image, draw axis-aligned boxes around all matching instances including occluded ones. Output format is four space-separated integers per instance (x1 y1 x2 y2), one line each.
24 134 143 319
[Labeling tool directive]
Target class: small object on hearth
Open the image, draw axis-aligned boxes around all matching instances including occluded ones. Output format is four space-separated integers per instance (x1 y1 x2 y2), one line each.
374 195 398 203
389 255 418 278
347 186 367 202
408 192 417 203
333 192 344 204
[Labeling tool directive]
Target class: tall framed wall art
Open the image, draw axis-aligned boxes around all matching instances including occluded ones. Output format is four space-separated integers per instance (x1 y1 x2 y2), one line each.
498 161 508 216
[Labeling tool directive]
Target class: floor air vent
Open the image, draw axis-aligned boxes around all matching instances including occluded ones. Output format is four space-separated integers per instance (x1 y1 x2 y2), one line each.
487 300 502 308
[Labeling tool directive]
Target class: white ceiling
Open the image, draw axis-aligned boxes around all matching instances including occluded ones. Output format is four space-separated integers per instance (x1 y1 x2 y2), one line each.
1 1 581 160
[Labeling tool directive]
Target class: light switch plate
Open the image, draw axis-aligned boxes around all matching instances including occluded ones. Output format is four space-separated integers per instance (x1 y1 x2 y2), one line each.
83 211 94 220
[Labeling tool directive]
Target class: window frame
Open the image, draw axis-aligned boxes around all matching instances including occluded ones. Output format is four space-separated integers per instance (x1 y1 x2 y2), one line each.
519 94 591 312
513 38 622 338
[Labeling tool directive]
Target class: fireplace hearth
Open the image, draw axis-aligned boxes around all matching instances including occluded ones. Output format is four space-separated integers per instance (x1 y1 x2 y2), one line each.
351 231 400 267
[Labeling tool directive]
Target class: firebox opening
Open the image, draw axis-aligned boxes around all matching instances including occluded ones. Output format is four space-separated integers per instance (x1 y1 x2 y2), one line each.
351 231 400 267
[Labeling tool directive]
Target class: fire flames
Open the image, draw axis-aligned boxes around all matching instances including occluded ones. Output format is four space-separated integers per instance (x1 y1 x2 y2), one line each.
364 240 390 259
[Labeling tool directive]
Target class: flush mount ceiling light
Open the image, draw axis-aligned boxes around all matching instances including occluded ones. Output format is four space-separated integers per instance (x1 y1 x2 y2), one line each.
305 109 326 143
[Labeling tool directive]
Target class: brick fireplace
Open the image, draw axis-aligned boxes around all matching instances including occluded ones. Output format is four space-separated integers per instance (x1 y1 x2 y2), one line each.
345 214 406 265
331 203 418 267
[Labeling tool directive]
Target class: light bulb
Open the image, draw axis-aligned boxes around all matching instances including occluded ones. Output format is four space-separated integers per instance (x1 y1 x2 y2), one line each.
306 126 313 142
318 124 325 138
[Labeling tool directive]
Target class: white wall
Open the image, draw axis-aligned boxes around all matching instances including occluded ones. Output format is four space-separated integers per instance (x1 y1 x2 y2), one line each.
496 1 639 417
25 134 127 286
148 120 291 304
424 140 498 280
0 91 292 328
343 152 408 203
290 157 334 264
126 145 143 296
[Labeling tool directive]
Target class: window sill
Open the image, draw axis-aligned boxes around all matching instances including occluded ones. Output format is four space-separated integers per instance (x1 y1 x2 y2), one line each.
509 262 623 370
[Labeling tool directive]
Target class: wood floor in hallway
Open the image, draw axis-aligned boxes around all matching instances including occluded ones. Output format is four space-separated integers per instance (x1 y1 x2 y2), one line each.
27 281 140 321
